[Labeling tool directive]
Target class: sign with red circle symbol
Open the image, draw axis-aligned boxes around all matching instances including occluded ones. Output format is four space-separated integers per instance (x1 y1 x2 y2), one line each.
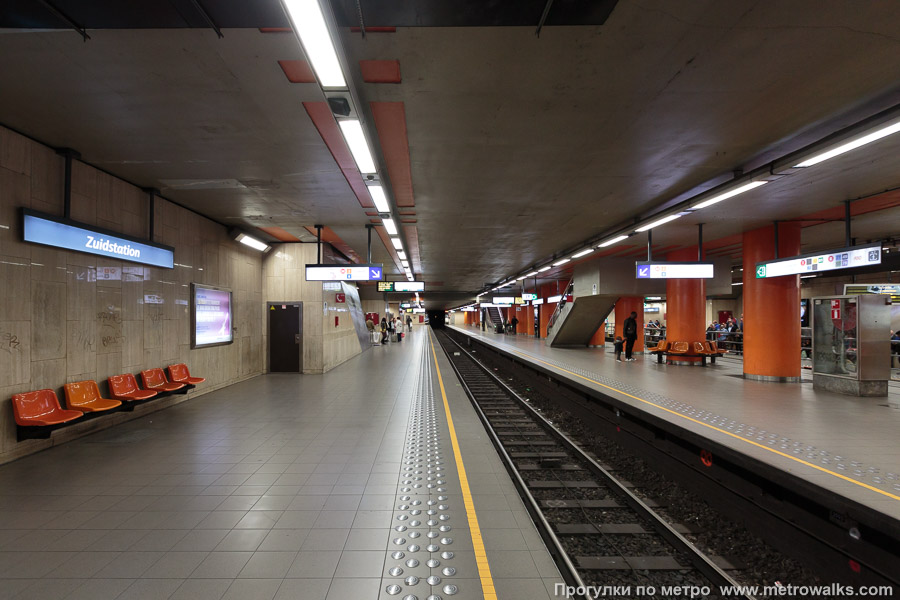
828 255 834 262
700 449 713 467
800 259 805 265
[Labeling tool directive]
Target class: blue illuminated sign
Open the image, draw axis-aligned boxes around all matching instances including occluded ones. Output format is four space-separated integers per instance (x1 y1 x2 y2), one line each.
22 210 174 269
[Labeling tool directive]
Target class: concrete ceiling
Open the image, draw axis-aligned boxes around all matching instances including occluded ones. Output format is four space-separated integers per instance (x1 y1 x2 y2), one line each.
1 0 900 308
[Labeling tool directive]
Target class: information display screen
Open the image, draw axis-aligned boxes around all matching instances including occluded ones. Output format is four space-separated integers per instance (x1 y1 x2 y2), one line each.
377 281 394 292
22 209 174 268
191 284 233 348
493 296 515 305
394 281 425 292
306 264 383 281
635 262 714 279
756 246 880 278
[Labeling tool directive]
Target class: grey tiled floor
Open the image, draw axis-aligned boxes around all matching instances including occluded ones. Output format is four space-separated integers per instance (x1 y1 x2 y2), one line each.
0 328 563 599
449 324 900 519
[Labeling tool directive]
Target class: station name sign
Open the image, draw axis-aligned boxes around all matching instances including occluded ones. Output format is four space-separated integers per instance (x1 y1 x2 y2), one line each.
377 281 425 292
636 261 714 279
22 209 174 269
755 245 880 278
306 264 383 281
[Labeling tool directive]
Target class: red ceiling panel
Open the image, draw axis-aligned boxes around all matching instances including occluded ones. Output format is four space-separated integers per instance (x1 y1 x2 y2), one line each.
371 102 415 207
278 60 316 83
360 60 401 83
303 101 374 209
257 226 301 242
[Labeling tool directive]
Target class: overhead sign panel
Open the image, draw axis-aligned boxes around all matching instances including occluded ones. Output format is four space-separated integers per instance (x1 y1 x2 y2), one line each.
394 281 425 292
756 246 880 278
305 264 383 281
521 293 537 301
635 261 714 279
493 296 515 305
843 283 900 303
22 209 174 269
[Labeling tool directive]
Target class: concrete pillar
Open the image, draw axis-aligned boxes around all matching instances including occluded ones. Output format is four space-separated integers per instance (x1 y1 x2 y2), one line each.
742 223 801 381
665 247 706 364
614 297 644 353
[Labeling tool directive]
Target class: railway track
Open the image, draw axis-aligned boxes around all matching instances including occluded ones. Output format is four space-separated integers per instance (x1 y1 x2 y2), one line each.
434 330 754 600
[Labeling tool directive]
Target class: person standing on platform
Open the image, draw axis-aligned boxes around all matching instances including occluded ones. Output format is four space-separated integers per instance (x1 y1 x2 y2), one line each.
406 315 412 332
380 318 388 344
614 336 624 362
510 316 519 335
623 311 638 361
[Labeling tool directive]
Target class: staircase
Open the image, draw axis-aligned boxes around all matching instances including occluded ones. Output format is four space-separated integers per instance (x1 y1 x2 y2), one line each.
545 279 617 347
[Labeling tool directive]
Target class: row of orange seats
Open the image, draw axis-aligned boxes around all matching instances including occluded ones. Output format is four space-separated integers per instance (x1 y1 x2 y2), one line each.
12 364 205 430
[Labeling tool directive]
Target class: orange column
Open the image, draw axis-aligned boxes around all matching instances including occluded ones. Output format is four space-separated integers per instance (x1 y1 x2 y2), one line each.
588 324 606 347
665 247 705 364
742 223 801 381
539 303 552 338
614 297 644 353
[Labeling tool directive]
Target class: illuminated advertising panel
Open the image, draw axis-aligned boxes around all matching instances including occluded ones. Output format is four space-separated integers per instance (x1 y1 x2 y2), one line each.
305 264 383 281
635 262 714 279
191 284 233 348
22 209 174 268
756 246 880 278
394 281 425 292
492 296 515 305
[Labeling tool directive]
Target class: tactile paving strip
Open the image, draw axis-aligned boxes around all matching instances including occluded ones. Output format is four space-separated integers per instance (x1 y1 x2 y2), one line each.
382 344 459 600
476 337 900 495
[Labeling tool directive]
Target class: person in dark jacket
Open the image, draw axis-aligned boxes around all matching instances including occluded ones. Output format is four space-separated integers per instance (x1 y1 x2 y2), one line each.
623 311 638 361
510 316 519 334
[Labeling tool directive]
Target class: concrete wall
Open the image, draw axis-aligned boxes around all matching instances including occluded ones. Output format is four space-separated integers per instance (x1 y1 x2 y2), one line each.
261 243 363 373
0 125 263 463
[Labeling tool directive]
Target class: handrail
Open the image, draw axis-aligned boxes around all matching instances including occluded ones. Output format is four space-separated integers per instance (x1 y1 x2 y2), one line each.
546 278 574 332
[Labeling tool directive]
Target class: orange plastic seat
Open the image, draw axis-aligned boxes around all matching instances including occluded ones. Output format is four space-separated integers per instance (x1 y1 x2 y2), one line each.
64 380 122 413
141 368 186 392
694 342 714 356
668 341 690 355
650 340 668 353
12 389 83 427
108 373 158 401
707 341 727 355
167 363 206 385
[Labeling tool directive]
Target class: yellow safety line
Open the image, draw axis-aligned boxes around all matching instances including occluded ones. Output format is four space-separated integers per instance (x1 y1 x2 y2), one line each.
429 332 498 600
493 341 900 503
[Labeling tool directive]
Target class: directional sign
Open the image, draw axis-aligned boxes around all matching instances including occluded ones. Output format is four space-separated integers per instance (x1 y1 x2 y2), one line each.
305 264 384 281
394 281 425 292
635 262 714 279
522 293 537 301
756 245 880 278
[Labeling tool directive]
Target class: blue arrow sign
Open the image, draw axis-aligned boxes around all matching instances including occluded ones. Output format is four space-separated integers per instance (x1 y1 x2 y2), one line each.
637 266 650 278
369 267 382 281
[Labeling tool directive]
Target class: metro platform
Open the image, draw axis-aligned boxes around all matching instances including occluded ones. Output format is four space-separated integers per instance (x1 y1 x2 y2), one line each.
0 328 561 600
448 324 900 523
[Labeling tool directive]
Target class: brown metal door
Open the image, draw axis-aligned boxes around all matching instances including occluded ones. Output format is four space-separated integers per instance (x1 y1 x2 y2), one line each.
268 303 302 372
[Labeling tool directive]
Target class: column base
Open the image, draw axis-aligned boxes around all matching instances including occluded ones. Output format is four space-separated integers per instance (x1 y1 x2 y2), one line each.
743 372 801 383
668 358 702 366
813 374 888 397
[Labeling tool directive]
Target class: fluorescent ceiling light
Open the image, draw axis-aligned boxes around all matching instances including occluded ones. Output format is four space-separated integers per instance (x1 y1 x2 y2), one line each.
391 237 403 250
526 271 538 277
635 214 681 232
800 274 817 279
552 258 570 266
338 120 377 173
731 282 744 286
692 181 768 210
382 218 398 235
368 185 390 213
397 251 407 260
598 235 629 248
235 233 270 252
282 0 346 88
516 275 528 280
401 260 409 267
572 248 594 258
794 119 900 168
538 266 551 272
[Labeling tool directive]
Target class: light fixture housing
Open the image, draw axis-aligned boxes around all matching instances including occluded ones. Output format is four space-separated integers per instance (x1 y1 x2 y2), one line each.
538 266 551 272
572 248 594 258
397 251 407 260
233 232 271 252
368 185 390 213
391 237 403 250
635 214 682 232
552 258 570 266
692 180 768 210
338 119 377 174
794 116 900 168
597 235 629 248
281 0 347 89
382 218 398 235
